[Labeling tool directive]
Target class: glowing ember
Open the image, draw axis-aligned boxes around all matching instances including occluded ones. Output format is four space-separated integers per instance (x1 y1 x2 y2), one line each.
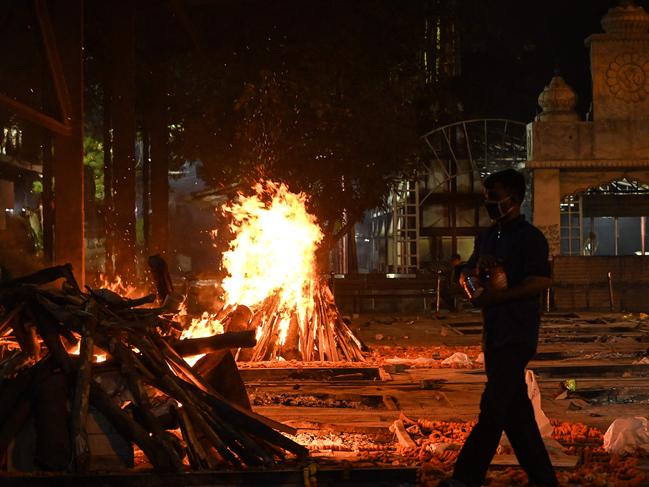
68 338 108 363
180 312 225 366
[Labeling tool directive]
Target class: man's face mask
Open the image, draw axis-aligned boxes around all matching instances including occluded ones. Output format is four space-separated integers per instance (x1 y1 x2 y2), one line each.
483 193 514 221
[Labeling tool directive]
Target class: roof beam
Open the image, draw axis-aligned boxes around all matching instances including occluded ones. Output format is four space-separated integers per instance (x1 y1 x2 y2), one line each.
0 92 71 135
34 0 73 124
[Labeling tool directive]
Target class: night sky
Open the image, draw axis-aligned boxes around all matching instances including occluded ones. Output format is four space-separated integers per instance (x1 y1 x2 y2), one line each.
2 1 644 129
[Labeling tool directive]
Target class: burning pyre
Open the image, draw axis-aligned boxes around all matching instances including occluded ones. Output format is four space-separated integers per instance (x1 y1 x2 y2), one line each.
187 181 364 362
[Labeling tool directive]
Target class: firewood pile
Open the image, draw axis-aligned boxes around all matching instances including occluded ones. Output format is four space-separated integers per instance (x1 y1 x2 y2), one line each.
217 280 365 362
0 263 307 473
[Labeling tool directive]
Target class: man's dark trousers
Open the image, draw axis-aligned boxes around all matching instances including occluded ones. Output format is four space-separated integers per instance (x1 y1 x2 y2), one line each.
452 345 557 487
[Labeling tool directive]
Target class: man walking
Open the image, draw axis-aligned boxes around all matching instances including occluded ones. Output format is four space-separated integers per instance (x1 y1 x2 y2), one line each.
441 169 558 487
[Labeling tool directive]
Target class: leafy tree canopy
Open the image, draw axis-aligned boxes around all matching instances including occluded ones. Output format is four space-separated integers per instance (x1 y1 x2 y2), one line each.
164 0 424 241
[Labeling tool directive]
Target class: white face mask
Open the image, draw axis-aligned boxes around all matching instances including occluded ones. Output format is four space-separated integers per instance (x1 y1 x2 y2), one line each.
483 195 513 221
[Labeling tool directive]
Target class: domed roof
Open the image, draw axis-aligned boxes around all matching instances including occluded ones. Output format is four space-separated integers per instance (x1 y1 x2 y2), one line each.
601 1 649 34
536 75 579 122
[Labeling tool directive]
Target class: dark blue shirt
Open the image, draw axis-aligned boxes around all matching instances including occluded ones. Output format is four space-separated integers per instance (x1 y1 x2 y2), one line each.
465 215 550 352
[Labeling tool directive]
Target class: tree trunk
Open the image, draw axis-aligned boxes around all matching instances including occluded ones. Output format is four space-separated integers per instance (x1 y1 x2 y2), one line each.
142 129 151 255
103 53 114 278
109 0 137 281
51 0 85 286
42 132 54 264
149 65 169 258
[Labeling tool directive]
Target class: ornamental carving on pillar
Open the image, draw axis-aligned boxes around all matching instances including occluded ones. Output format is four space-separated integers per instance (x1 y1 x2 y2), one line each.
606 52 649 102
536 224 560 257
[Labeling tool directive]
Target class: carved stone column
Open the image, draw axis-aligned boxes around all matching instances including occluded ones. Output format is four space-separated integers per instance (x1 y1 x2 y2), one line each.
533 169 561 257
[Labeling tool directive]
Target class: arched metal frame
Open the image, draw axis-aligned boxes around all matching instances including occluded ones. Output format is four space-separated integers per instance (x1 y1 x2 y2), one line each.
420 118 528 196
386 119 528 273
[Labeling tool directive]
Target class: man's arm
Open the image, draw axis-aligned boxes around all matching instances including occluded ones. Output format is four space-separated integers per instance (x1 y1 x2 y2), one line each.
472 226 551 307
471 275 551 307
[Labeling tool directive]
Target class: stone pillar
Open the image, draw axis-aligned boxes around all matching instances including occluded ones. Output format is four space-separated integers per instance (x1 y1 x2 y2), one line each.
533 169 561 257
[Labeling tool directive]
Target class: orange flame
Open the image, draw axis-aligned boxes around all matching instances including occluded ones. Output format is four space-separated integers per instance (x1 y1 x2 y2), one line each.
220 181 323 345
180 312 225 366
180 181 324 358
68 336 108 363
98 273 140 299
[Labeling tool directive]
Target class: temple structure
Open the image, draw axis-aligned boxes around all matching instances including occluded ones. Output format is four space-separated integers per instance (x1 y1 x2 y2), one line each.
527 1 649 309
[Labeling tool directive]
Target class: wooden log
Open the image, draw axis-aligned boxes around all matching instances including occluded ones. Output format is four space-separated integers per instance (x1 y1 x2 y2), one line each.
0 263 80 294
151 372 241 467
390 419 417 449
250 315 276 362
92 288 156 309
145 332 297 440
34 368 71 471
0 359 45 425
147 254 174 302
11 318 39 358
109 338 183 470
0 397 31 457
35 293 79 327
264 316 283 361
304 313 315 362
224 305 252 333
0 351 33 385
300 307 313 361
189 384 308 458
225 304 254 361
119 327 246 467
316 312 325 361
0 303 23 337
173 403 213 469
215 303 234 322
162 368 273 467
280 314 302 361
89 381 181 472
336 318 365 361
317 291 338 361
189 397 271 467
172 331 256 357
27 300 72 373
38 288 86 307
194 350 251 410
69 318 95 471
236 314 260 362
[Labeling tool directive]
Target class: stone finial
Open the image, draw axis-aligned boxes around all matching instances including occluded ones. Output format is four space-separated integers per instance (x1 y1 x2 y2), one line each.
536 75 579 122
601 0 649 34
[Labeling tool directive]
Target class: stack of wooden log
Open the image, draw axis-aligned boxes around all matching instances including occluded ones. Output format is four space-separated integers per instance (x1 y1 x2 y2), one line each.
216 280 365 362
0 263 307 472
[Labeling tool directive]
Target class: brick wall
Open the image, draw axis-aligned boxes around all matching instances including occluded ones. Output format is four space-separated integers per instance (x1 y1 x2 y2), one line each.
552 256 649 311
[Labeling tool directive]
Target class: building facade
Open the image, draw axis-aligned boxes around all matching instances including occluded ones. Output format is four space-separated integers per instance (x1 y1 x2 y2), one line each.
527 1 649 310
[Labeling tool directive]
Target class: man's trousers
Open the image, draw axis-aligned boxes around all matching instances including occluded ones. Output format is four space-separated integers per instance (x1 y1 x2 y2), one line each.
451 345 558 487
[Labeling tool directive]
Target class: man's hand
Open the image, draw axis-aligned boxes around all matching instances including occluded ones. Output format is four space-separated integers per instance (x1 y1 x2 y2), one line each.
471 288 505 307
470 275 552 308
